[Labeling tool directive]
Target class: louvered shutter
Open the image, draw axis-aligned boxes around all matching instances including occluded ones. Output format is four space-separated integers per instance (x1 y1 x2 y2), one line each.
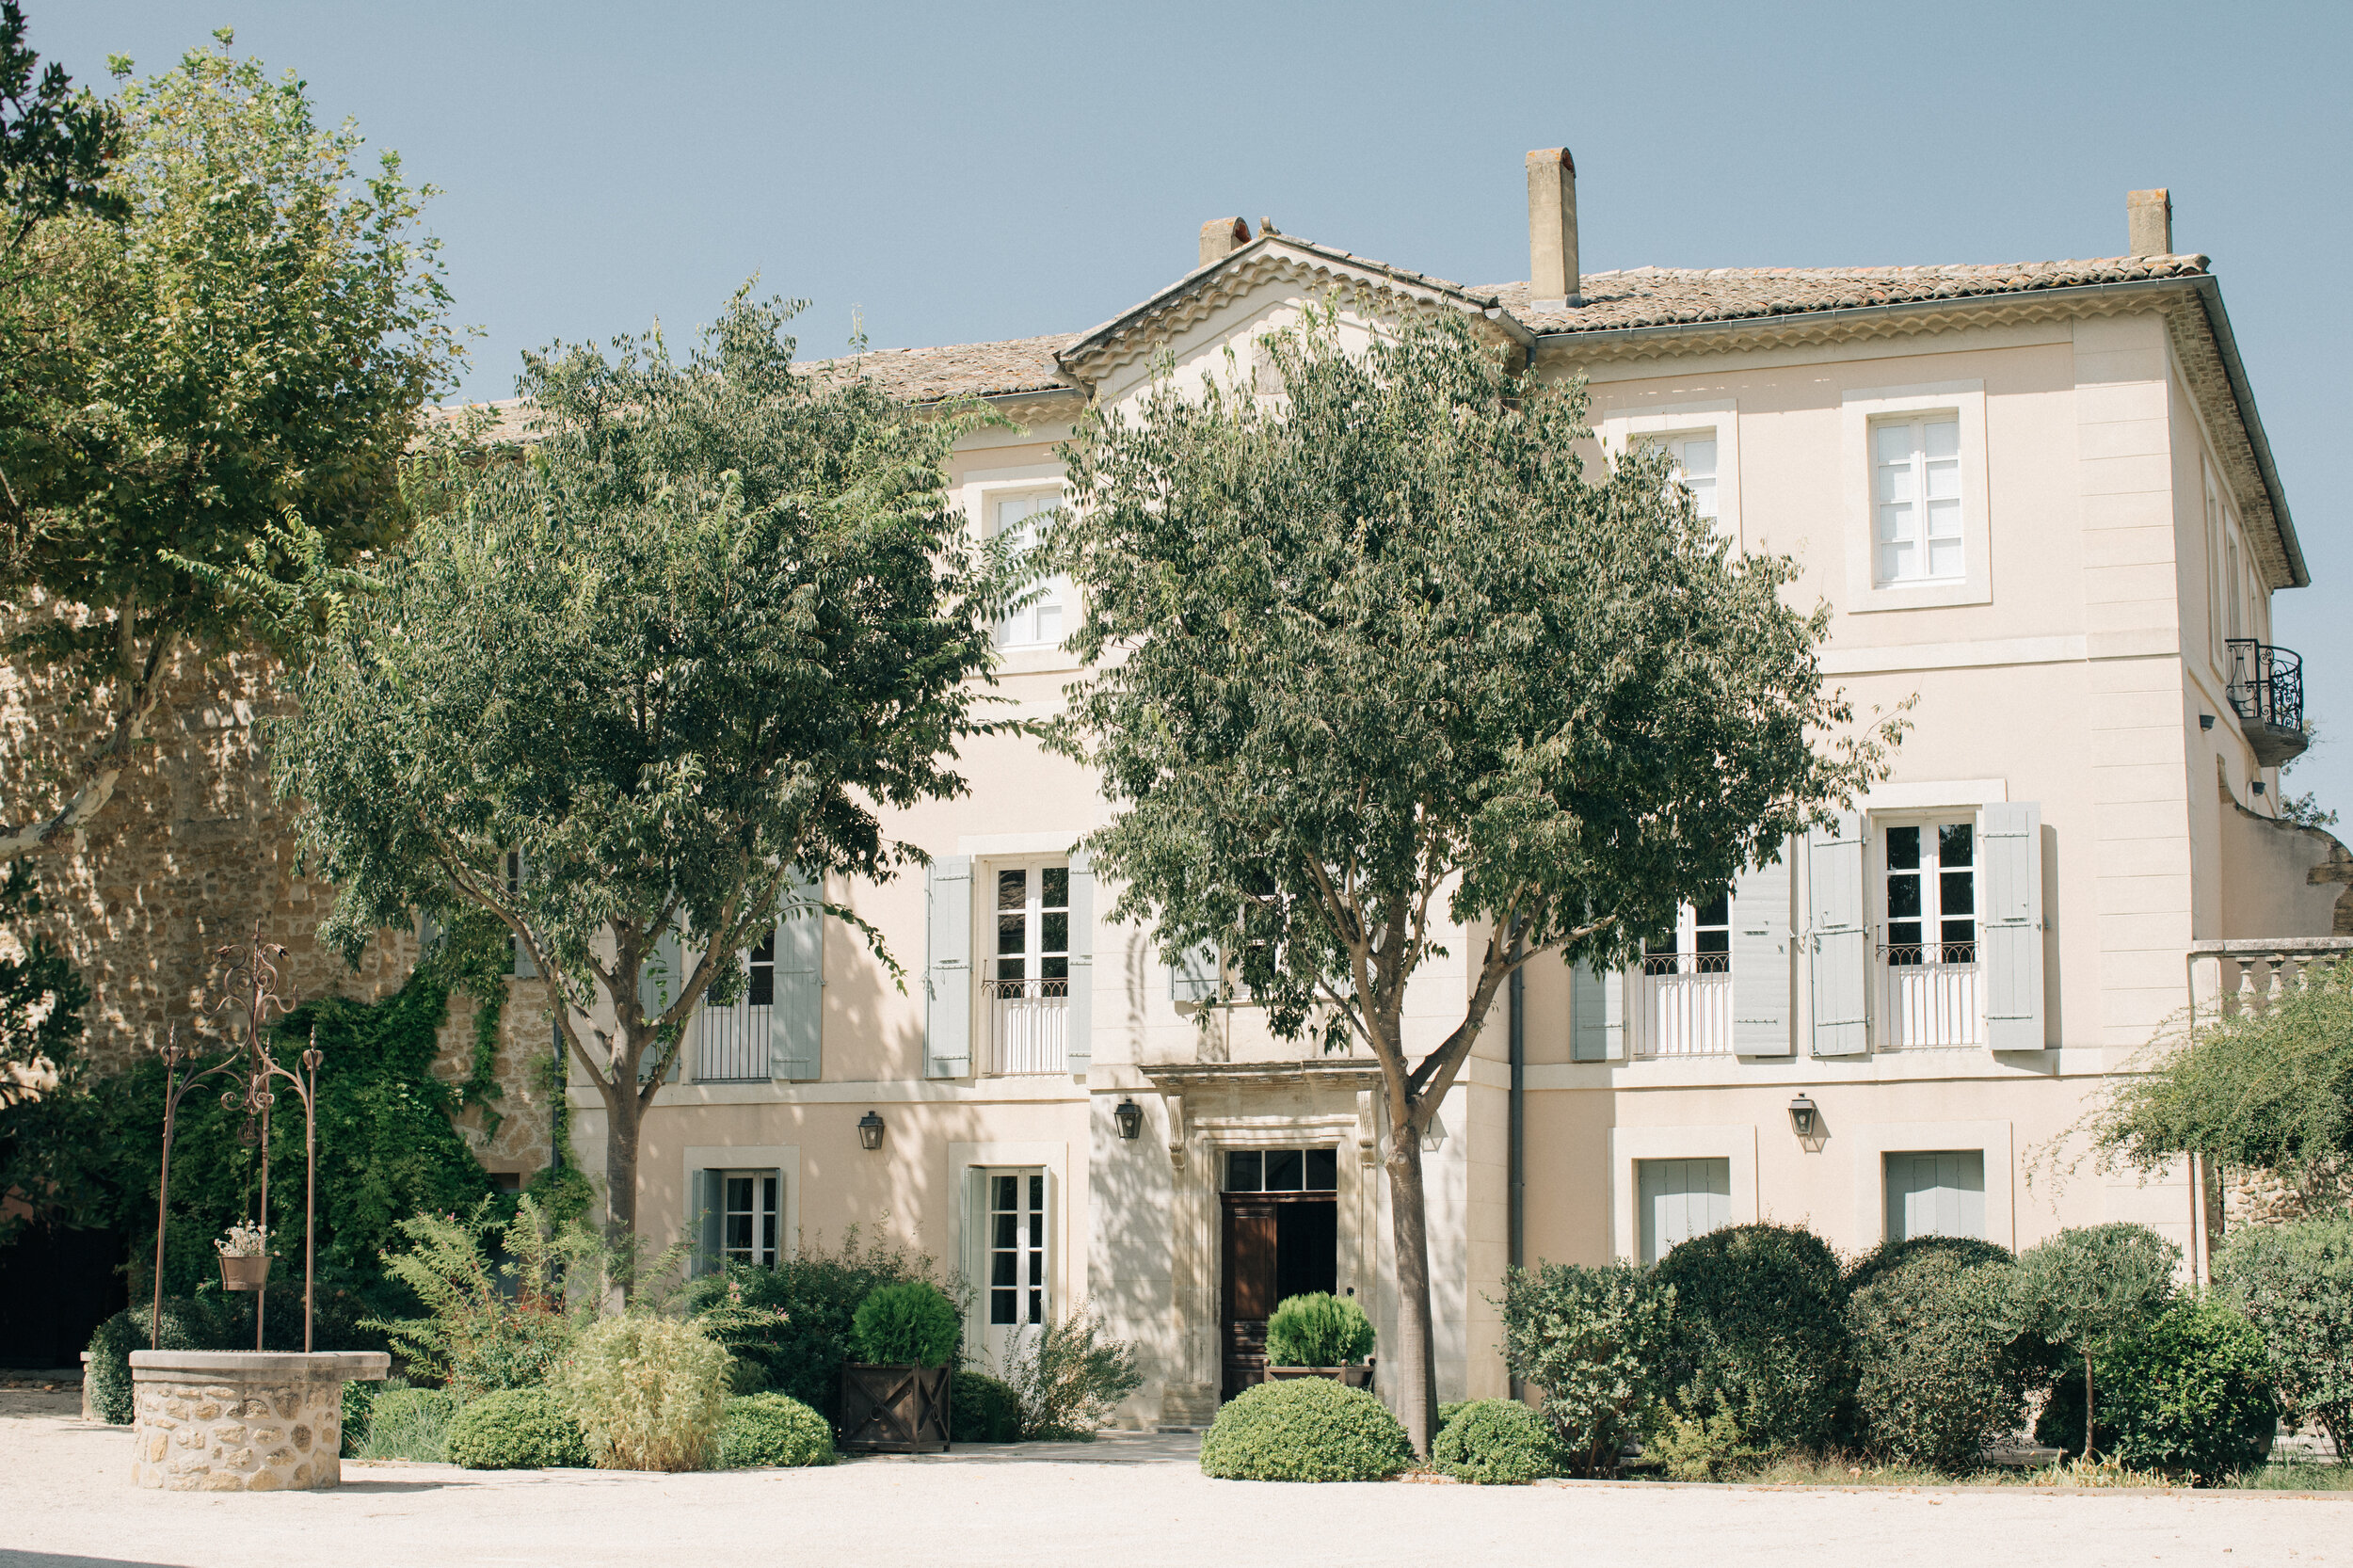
1979 802 2046 1050
1065 853 1095 1078
1571 959 1624 1062
926 857 972 1077
1731 843 1794 1055
699 1170 726 1277
1808 813 1869 1057
1169 940 1221 1004
772 868 824 1080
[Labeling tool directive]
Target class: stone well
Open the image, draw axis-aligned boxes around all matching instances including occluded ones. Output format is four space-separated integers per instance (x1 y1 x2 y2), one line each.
129 1350 388 1491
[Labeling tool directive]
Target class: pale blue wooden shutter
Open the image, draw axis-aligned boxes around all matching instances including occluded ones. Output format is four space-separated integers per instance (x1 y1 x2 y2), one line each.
636 927 683 1082
772 868 824 1080
695 1169 724 1276
926 857 972 1077
1169 940 1221 1004
1065 853 1095 1078
1731 843 1794 1055
1808 812 1869 1057
1571 959 1624 1062
1980 802 2045 1050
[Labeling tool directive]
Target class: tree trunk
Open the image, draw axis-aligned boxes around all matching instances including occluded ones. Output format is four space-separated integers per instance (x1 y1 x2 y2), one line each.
2082 1352 2096 1461
1384 1129 1440 1456
605 1088 641 1247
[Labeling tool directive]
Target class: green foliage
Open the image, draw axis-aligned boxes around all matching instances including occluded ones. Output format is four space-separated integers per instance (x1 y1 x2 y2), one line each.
554 1314 731 1471
340 1376 384 1457
1263 1291 1374 1368
1848 1249 2029 1473
1 30 458 858
1651 1223 1851 1452
0 0 125 242
714 1392 836 1468
1432 1400 1562 1484
1642 1407 1769 1482
83 1293 391 1425
1002 1306 1145 1439
2040 1299 2279 1483
1843 1234 2013 1299
688 1228 946 1419
366 1195 597 1398
358 1384 456 1463
949 1368 1024 1443
446 1386 589 1469
851 1281 961 1368
1198 1376 1415 1482
0 859 85 1110
2216 1213 2353 1462
276 290 1016 1236
1436 1400 1469 1432
1499 1258 1677 1476
2013 1223 2179 1458
2089 961 2353 1207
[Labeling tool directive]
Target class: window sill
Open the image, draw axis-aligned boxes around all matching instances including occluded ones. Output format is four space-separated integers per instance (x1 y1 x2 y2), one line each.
994 645 1085 677
1843 578 1993 614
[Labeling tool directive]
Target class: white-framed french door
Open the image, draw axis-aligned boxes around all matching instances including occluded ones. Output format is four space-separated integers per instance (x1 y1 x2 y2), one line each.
987 859 1069 1075
1879 818 1983 1048
971 1166 1049 1373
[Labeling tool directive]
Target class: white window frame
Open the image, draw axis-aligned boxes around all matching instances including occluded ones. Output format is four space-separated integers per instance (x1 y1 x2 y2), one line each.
1870 811 1985 1051
1633 895 1733 1059
1840 381 1990 612
1608 1124 1757 1262
948 1139 1069 1375
989 488 1068 652
1847 1120 2014 1249
1596 399 1742 543
681 1144 799 1274
984 856 1071 1077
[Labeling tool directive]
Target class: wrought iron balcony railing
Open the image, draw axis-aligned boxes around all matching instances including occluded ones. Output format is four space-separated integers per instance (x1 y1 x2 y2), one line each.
2224 639 2310 767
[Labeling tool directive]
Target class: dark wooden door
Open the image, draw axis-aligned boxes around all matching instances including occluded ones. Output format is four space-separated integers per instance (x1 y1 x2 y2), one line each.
1221 1194 1277 1400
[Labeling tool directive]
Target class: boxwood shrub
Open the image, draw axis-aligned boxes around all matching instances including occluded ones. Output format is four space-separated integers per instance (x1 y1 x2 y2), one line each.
1199 1377 1414 1482
1848 1248 2025 1472
1499 1258 1676 1475
851 1282 962 1368
447 1387 590 1469
951 1368 1024 1443
2057 1299 2278 1483
1433 1399 1561 1484
1651 1222 1852 1452
1264 1292 1374 1368
714 1392 836 1468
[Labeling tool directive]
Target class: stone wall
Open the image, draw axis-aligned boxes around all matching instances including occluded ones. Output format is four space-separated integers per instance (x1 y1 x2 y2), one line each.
129 1350 385 1490
1 606 552 1175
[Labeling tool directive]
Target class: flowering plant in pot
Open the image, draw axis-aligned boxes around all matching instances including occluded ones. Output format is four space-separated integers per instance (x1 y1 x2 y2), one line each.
1265 1292 1376 1389
216 1222 272 1291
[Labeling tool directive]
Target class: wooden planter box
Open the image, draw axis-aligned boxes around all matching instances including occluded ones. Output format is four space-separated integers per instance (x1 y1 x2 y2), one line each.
1265 1362 1375 1391
838 1363 952 1453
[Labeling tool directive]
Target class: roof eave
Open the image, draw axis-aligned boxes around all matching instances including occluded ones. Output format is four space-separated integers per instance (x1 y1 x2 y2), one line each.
2188 275 2306 588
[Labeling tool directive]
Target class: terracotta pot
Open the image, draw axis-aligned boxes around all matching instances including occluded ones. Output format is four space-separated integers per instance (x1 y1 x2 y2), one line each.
217 1253 272 1292
837 1363 952 1453
1265 1363 1374 1390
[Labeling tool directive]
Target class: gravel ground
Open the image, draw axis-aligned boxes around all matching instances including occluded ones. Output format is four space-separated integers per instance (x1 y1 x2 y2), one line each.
4 1389 2348 1568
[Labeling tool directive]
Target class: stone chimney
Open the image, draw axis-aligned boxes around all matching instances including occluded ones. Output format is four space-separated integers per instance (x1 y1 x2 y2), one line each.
2128 188 2173 256
1199 216 1252 268
1526 148 1579 305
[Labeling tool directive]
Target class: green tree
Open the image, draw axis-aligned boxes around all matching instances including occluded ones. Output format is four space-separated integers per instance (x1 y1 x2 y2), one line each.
2011 1222 2179 1461
1050 312 1893 1450
274 290 1013 1246
0 31 459 859
0 0 123 246
0 858 83 1106
2215 1214 2353 1464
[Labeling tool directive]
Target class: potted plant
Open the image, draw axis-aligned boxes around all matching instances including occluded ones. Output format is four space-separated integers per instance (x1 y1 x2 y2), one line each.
1264 1291 1376 1389
837 1282 959 1452
216 1222 272 1292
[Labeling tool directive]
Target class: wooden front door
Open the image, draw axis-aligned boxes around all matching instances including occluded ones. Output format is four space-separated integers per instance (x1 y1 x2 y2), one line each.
1221 1194 1279 1400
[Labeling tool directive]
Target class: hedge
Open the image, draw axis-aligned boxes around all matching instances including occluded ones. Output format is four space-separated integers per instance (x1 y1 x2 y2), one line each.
1432 1399 1561 1484
1848 1248 2025 1472
447 1387 590 1469
714 1392 836 1468
1651 1223 1851 1452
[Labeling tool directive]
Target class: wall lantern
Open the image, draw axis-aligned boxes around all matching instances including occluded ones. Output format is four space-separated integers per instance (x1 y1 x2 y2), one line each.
856 1110 885 1151
2200 713 2217 731
1112 1097 1144 1141
1787 1095 1819 1141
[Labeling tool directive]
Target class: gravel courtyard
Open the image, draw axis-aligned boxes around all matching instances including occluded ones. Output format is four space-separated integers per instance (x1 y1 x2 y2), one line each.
4 1389 2347 1568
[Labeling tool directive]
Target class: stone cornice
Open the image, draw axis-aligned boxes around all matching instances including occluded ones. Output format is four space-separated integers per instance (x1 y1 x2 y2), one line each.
1138 1059 1385 1094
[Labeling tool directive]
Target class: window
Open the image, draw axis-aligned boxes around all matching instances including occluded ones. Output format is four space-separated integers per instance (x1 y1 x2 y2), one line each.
1872 415 1962 584
717 1170 779 1267
985 1170 1048 1326
1883 1150 1986 1240
1635 895 1732 1058
1881 821 1982 1048
1654 432 1718 522
988 862 1069 1074
1637 1158 1730 1264
994 494 1066 649
1225 1147 1339 1192
1599 402 1739 539
696 927 774 1082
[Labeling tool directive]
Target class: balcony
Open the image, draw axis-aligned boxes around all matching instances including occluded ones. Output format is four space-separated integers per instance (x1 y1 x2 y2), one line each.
1880 941 1984 1050
1632 952 1732 1059
695 998 772 1082
2225 639 2310 769
986 976 1068 1076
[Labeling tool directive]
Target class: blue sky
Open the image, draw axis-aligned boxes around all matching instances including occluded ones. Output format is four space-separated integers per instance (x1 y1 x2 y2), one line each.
38 1 2353 818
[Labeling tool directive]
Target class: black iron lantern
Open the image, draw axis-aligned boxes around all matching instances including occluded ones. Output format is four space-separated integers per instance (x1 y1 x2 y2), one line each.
1112 1097 1144 1141
1787 1095 1819 1140
856 1110 885 1151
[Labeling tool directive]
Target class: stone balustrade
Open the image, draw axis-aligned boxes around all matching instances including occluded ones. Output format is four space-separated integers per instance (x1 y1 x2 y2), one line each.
129 1350 388 1491
2185 937 2353 1023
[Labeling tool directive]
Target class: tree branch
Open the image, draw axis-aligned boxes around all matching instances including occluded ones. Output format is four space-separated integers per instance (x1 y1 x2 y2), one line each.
0 609 181 859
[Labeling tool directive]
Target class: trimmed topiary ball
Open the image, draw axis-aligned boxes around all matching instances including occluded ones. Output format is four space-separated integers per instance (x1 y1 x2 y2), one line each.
851 1281 962 1368
1652 1221 1853 1453
447 1387 591 1469
1199 1377 1414 1482
1433 1399 1561 1484
951 1368 1025 1443
714 1392 836 1468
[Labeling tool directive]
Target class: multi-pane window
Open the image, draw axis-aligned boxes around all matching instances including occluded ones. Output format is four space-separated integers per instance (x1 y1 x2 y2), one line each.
993 865 1069 999
1641 894 1730 976
1225 1147 1340 1192
995 495 1066 648
1872 415 1962 584
987 1171 1048 1326
1884 823 1976 964
1659 433 1718 522
745 930 775 1007
719 1171 779 1267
